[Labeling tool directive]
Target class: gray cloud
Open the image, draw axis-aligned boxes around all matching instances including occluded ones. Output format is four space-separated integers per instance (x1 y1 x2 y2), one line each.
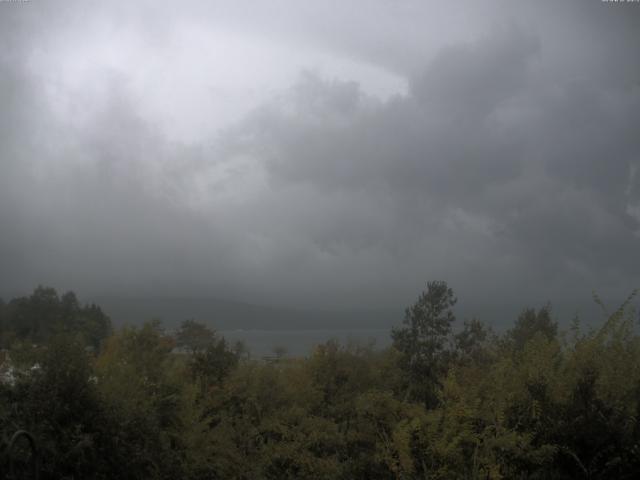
1 1 639 323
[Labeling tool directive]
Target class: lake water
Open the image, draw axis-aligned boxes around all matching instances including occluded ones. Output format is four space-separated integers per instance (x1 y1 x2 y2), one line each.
220 328 392 357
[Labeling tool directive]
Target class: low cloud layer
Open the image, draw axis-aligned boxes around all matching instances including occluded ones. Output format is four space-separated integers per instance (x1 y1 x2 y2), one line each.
1 1 639 322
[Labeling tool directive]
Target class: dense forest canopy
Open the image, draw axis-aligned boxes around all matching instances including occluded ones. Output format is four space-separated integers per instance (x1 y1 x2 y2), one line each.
1 283 639 479
0 286 111 350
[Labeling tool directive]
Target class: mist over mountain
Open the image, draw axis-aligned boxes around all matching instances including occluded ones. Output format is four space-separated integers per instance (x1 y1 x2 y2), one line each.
92 295 397 331
91 293 616 334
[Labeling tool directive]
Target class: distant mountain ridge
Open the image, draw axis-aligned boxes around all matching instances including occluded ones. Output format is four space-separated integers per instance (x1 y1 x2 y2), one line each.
91 296 400 331
84 293 634 333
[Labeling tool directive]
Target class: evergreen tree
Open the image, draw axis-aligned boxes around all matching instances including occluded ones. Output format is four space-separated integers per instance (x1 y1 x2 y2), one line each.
391 281 457 408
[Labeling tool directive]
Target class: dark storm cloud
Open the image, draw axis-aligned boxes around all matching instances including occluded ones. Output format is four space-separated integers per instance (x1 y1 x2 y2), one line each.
218 17 640 306
1 0 639 319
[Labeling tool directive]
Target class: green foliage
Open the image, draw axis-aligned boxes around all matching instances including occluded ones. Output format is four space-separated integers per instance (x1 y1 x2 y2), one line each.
508 304 558 351
189 337 240 388
1 334 112 478
454 318 493 366
175 319 241 390
0 286 111 349
94 321 189 478
1 285 639 479
391 280 457 407
176 319 217 354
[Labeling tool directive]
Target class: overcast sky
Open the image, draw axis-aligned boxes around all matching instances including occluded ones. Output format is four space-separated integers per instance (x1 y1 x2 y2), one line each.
1 0 639 319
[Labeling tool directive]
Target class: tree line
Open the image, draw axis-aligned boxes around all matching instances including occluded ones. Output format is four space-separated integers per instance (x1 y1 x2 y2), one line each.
1 283 639 479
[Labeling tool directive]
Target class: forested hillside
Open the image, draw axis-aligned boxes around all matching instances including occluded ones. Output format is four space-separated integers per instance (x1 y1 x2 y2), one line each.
1 283 639 479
